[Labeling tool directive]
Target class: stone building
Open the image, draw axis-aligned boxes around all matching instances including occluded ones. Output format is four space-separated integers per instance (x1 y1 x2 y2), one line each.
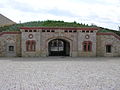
0 27 120 57
0 14 16 27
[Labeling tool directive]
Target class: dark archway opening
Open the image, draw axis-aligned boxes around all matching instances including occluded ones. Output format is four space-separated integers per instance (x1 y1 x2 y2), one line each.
48 39 70 56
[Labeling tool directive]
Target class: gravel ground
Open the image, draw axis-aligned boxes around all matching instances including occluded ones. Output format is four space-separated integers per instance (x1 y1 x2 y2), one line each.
0 57 120 90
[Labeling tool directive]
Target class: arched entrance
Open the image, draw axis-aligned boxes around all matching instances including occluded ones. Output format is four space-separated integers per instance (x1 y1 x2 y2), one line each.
48 39 70 56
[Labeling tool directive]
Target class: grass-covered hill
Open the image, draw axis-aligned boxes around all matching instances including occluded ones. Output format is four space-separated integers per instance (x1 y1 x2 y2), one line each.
0 20 95 32
0 20 120 36
98 27 120 36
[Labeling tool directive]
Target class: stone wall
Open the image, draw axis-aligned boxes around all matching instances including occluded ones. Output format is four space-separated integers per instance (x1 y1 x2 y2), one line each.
1 29 120 57
21 29 78 57
1 30 120 57
20 28 98 57
40 30 78 57
21 31 41 57
0 32 21 57
96 33 120 56
0 14 16 27
77 30 98 56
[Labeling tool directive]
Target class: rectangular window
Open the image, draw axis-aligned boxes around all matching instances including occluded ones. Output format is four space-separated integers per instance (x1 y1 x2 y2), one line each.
84 44 87 51
25 30 28 32
34 30 37 32
42 30 45 32
88 44 91 51
51 30 55 32
82 30 85 33
106 45 112 53
64 30 68 32
73 30 77 32
29 30 32 32
9 46 14 51
86 31 89 33
47 30 50 32
26 40 36 52
90 31 93 33
83 41 92 52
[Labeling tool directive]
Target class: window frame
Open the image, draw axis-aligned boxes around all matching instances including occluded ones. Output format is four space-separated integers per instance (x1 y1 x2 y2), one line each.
26 40 36 52
106 45 112 53
83 41 92 52
9 46 14 51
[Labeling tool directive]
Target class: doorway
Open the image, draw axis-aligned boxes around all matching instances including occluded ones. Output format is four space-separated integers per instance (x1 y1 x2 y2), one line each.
48 39 70 56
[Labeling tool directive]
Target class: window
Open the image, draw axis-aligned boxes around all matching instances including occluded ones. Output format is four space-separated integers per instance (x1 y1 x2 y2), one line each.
82 30 85 33
106 45 112 53
69 30 72 32
83 41 92 52
42 30 45 32
9 46 14 51
64 30 68 32
51 30 55 32
26 40 36 51
47 30 50 32
29 30 32 32
88 44 91 51
83 43 87 51
25 30 28 32
34 30 37 32
86 31 89 33
73 30 77 32
90 31 93 33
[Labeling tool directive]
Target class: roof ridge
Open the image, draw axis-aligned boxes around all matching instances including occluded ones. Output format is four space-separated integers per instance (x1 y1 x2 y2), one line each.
0 13 16 24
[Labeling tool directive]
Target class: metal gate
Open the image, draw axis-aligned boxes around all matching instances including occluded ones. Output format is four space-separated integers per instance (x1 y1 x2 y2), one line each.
48 39 70 56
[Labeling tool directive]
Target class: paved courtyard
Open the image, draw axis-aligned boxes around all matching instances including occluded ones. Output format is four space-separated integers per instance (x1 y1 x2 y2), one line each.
0 57 120 90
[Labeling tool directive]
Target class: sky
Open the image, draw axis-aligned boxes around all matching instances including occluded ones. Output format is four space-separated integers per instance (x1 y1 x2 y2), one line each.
0 0 120 30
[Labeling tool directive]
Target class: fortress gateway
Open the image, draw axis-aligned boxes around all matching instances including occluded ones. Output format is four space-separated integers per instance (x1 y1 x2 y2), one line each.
0 26 120 57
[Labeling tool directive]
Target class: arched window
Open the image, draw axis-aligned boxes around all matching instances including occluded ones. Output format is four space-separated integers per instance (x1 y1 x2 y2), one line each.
26 40 36 51
83 41 92 52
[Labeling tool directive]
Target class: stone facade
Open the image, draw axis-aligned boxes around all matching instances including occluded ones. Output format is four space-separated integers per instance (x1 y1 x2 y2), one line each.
96 33 120 56
0 32 21 57
0 27 120 57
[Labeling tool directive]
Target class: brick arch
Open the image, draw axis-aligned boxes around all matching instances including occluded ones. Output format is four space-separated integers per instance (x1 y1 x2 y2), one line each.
47 36 72 44
46 36 73 56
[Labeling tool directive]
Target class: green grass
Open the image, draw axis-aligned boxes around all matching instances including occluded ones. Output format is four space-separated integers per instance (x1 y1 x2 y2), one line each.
0 20 94 32
0 20 120 36
98 28 120 36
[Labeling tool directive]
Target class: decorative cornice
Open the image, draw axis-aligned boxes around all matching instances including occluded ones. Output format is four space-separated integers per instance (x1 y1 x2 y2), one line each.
0 32 21 36
20 27 99 31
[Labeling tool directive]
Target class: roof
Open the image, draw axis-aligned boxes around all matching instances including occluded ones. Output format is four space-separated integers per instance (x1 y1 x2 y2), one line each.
0 14 16 27
0 32 21 37
98 29 120 36
20 27 99 31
